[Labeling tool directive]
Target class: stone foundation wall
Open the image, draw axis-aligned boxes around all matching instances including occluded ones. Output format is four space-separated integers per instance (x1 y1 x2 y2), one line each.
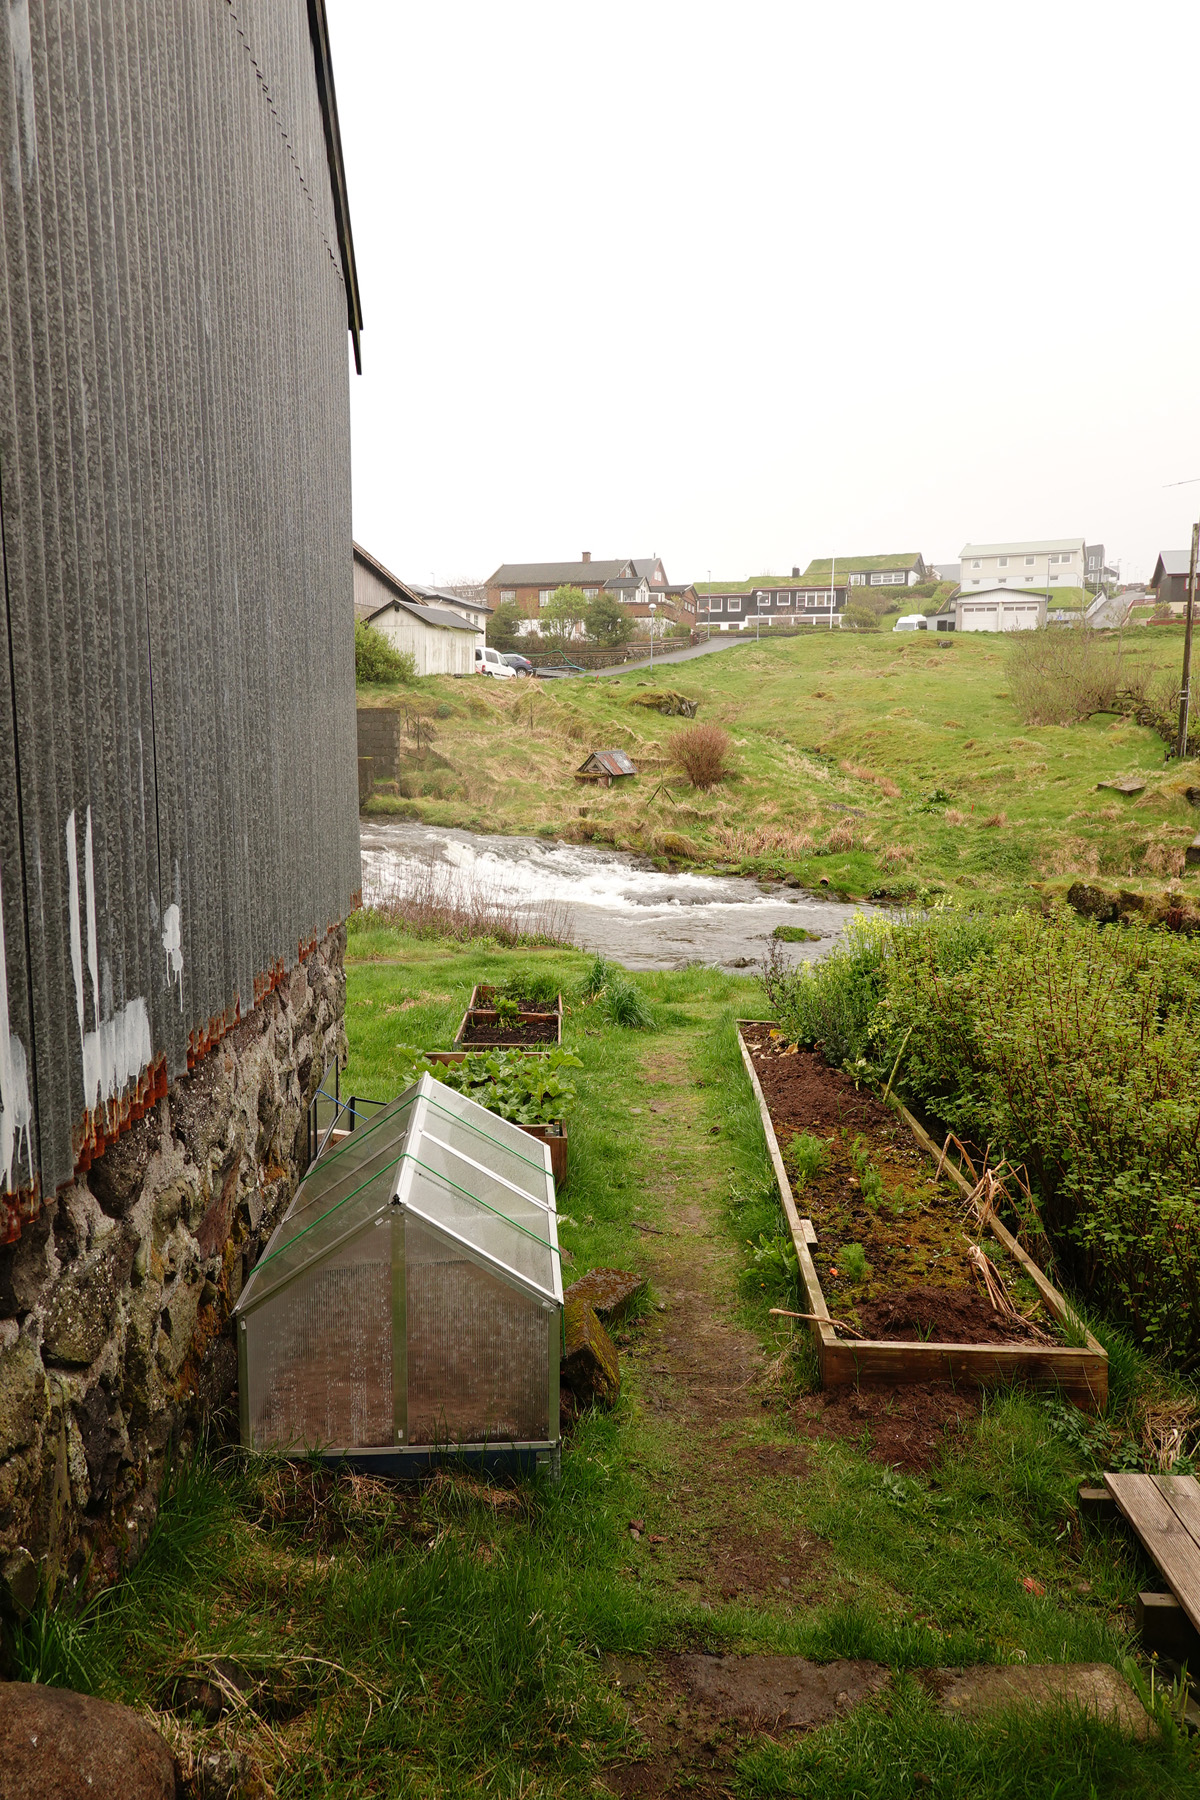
0 928 347 1615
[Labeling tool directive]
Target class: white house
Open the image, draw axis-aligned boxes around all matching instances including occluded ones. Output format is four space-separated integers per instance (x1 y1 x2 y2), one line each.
354 543 480 676
959 538 1086 592
956 587 1047 632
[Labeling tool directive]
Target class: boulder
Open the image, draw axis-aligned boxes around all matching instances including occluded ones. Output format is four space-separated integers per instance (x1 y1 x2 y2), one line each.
0 1682 182 1797
560 1299 620 1406
564 1267 648 1326
1066 881 1119 923
626 689 699 718
929 1662 1152 1739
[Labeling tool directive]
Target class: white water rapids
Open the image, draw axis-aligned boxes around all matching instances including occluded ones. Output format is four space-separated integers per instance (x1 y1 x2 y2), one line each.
359 820 869 971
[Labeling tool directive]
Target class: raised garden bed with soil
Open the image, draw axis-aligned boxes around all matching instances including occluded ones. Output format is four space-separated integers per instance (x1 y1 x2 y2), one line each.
736 1021 1108 1410
455 984 563 1049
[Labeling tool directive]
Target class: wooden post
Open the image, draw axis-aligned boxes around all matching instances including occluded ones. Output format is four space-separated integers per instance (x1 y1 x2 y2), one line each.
1177 519 1199 759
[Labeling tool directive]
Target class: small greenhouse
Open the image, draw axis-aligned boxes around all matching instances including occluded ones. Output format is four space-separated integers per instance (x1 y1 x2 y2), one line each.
234 1073 562 1473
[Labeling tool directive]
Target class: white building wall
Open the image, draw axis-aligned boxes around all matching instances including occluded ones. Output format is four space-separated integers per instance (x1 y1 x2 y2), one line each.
369 608 475 676
961 540 1085 591
957 593 1046 633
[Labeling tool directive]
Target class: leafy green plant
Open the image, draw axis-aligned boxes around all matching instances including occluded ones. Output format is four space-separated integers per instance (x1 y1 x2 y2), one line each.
577 956 654 1029
751 1231 799 1295
392 1045 582 1126
839 1242 871 1284
761 915 891 1068
790 1131 829 1188
849 1136 884 1207
492 995 522 1023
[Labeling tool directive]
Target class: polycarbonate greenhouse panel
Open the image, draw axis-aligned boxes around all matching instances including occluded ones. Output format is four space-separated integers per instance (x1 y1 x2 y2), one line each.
403 1216 553 1444
235 1073 562 1462
244 1221 393 1450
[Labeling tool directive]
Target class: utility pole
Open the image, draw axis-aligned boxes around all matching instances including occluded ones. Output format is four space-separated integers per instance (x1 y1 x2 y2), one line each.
649 603 656 675
1177 520 1199 759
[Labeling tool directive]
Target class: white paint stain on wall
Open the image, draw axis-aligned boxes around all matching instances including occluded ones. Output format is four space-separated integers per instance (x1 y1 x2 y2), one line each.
0 854 32 1193
66 807 153 1114
161 903 183 1009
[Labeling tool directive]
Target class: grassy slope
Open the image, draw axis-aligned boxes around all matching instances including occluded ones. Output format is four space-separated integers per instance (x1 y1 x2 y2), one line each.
23 930 1195 1796
360 626 1198 902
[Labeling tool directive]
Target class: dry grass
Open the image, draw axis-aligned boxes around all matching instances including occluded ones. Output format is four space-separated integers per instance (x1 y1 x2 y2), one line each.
979 812 1007 829
711 823 815 859
881 844 915 867
841 761 901 799
826 821 858 853
944 809 967 827
1141 839 1187 878
1039 836 1101 878
672 722 733 790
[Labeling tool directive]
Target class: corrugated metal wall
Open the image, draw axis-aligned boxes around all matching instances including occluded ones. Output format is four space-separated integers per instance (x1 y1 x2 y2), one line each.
0 0 360 1235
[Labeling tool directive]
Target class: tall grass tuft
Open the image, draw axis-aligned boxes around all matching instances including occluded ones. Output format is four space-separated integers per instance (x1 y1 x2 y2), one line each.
671 722 733 790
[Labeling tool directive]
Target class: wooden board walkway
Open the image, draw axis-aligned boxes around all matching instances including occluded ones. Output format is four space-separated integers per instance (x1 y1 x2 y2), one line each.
1105 1473 1200 1637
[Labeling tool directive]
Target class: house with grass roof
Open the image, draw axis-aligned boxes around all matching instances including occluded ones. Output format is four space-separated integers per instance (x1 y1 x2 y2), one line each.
799 552 929 591
696 570 849 630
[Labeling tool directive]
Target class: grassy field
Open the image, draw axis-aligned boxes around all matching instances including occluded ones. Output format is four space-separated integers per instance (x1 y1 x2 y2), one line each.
19 928 1198 1796
359 625 1199 902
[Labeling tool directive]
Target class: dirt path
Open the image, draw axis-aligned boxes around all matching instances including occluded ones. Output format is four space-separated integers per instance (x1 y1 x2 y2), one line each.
602 1041 828 1797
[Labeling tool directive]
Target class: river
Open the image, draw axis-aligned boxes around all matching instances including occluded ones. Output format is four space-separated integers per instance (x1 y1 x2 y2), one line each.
359 820 867 972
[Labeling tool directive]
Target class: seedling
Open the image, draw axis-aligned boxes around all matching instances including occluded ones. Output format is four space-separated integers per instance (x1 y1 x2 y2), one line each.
840 1242 871 1284
790 1131 829 1188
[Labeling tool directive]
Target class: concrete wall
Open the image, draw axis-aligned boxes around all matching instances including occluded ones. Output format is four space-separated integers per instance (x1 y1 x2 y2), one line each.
0 932 346 1614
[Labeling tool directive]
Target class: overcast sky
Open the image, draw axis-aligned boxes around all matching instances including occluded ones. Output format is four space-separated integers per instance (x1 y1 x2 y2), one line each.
327 0 1200 587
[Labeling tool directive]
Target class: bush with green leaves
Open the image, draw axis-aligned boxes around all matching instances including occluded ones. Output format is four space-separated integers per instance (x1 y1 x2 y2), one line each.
354 620 417 685
578 956 654 1029
584 595 634 647
761 915 891 1068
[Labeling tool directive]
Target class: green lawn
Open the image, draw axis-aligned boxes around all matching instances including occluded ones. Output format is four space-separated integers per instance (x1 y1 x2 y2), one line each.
359 626 1199 902
16 929 1196 1796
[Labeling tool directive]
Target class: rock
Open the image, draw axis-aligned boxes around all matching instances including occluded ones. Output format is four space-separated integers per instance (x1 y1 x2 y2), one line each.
1095 779 1145 796
929 1662 1153 1739
626 690 699 718
0 1334 46 1457
673 1653 889 1727
0 1681 182 1797
1186 786 1200 808
192 1746 259 1800
564 1268 648 1326
1066 881 1119 923
1186 836 1200 869
88 1113 158 1219
42 1235 134 1366
561 1299 620 1406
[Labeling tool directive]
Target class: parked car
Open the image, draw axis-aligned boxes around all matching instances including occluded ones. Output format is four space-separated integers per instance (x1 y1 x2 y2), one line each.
475 645 514 678
502 653 534 677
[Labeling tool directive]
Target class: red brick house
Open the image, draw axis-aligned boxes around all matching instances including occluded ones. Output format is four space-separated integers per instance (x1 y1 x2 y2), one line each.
484 553 692 634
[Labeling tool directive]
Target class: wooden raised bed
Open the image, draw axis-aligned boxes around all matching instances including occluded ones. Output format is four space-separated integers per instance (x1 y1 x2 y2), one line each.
455 984 563 1049
423 1049 568 1184
736 1022 1108 1411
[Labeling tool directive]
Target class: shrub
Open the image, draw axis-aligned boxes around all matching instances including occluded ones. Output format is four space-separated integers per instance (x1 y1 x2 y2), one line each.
584 596 634 647
672 723 732 789
1006 626 1120 724
760 915 891 1068
486 600 523 650
355 621 417 685
842 602 881 631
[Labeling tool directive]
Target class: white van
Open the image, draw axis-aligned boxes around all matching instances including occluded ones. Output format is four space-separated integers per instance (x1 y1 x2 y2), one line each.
475 645 514 678
894 613 926 632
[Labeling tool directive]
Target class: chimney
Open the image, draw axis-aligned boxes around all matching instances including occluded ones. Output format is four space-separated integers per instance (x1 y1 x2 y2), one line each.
792 566 800 578
582 550 591 563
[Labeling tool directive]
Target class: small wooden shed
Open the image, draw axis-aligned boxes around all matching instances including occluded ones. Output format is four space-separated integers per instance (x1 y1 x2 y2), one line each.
575 749 638 787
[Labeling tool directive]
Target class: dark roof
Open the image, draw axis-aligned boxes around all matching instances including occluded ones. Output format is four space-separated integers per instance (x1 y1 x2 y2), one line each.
487 559 631 586
603 576 648 592
405 580 491 615
367 597 477 633
307 0 363 372
579 750 637 777
629 558 667 581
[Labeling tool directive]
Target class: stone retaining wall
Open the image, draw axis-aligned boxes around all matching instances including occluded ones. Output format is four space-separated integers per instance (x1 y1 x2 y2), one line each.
0 928 348 1616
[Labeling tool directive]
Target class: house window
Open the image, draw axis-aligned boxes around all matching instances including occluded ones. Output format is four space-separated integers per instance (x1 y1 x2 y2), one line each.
727 598 741 613
849 572 866 585
1024 556 1034 566
971 559 981 569
500 589 515 602
1049 555 1059 564
1061 552 1072 563
538 589 552 607
776 594 790 606
583 588 598 598
998 556 1008 567
871 571 904 586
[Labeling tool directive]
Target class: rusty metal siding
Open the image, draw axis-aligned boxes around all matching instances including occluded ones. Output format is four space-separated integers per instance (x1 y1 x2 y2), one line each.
0 0 360 1236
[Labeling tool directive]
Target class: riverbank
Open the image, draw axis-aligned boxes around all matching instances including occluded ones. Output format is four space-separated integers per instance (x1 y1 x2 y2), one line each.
15 927 1195 1797
357 628 1200 904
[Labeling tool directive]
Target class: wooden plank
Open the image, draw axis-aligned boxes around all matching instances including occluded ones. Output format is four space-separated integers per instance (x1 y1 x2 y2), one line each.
801 1218 818 1248
735 1027 833 1344
1155 1474 1200 1547
1136 1591 1200 1665
1105 1473 1200 1637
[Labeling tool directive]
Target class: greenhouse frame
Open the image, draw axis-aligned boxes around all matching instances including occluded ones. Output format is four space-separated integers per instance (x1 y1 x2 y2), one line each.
234 1073 562 1474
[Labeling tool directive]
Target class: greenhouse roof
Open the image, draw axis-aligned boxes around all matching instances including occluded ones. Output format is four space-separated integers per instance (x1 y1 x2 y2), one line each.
236 1073 560 1316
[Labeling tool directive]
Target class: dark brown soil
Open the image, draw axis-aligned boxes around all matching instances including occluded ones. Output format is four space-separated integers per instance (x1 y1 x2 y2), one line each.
740 1023 1050 1345
794 1380 981 1474
856 1284 1050 1346
458 1011 560 1046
